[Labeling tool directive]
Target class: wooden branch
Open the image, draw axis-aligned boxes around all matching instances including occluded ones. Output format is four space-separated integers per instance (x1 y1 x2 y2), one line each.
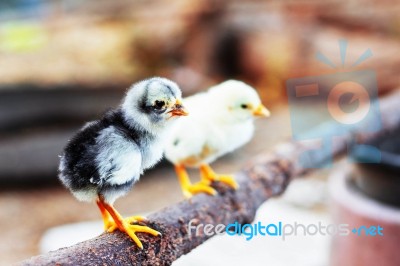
20 90 400 265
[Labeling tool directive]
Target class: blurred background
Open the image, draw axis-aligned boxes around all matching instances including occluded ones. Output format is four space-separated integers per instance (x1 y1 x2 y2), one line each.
0 0 399 265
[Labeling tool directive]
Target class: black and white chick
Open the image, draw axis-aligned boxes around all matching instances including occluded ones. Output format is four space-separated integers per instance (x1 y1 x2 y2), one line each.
58 77 188 248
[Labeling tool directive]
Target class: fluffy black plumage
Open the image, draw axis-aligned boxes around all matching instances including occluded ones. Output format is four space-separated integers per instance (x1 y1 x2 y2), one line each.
60 109 151 198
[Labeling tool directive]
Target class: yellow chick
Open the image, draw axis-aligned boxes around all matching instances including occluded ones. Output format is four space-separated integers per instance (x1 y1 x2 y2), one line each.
164 80 270 198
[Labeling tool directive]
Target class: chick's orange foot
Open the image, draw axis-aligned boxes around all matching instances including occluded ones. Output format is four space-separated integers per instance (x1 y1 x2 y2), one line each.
184 182 217 198
106 215 148 233
97 198 160 249
199 164 239 190
112 222 160 249
174 164 216 198
175 164 238 198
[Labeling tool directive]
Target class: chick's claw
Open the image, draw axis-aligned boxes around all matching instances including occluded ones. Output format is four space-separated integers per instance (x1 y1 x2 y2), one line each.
183 182 217 198
108 218 161 249
107 215 149 233
104 219 116 231
126 215 147 223
199 164 239 190
208 174 239 190
124 224 161 249
99 213 115 231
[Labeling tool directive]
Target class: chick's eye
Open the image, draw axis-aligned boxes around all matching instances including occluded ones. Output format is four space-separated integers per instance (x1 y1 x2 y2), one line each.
154 100 165 109
240 104 248 109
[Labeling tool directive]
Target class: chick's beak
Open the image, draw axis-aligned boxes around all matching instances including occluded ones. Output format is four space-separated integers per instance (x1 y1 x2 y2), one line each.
169 100 189 117
252 104 271 117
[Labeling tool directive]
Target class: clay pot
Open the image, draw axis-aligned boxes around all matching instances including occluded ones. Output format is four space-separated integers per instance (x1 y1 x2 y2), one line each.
352 130 400 207
329 131 400 266
330 168 400 266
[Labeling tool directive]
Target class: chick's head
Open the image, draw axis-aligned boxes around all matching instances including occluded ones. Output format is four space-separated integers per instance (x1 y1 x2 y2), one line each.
208 80 270 123
122 77 188 132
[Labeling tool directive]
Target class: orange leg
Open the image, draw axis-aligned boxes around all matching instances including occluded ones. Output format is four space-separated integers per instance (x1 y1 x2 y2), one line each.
199 164 238 189
96 199 114 230
175 164 216 198
97 196 160 249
